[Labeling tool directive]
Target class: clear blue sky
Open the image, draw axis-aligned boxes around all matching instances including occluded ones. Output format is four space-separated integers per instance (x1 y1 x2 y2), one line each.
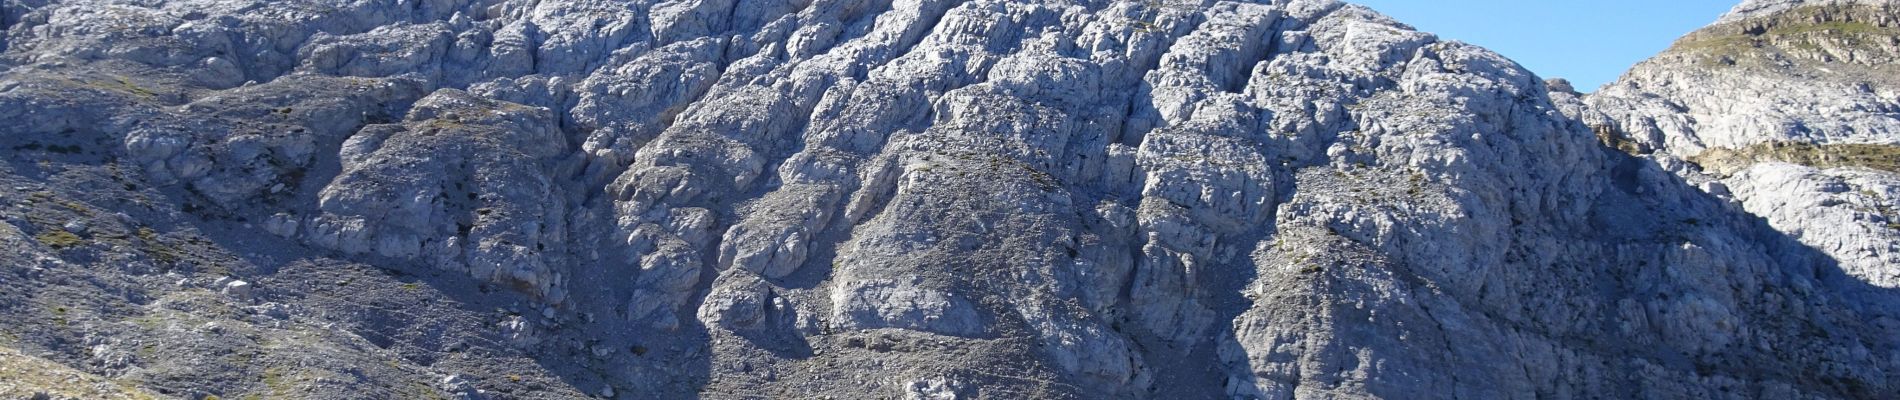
1350 0 1738 91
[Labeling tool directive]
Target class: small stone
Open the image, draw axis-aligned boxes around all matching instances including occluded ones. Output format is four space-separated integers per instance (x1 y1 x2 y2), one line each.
440 374 474 394
499 315 537 346
599 386 615 398
252 302 290 319
61 219 89 235
223 280 253 300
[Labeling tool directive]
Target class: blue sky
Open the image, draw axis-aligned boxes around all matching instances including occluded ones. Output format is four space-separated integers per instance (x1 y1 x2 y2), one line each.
1350 0 1739 91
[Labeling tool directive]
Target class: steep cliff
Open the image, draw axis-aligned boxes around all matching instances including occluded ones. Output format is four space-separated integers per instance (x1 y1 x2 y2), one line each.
0 0 1895 398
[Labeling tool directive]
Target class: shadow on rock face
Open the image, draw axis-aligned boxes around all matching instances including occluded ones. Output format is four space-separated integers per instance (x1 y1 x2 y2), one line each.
1220 145 1900 399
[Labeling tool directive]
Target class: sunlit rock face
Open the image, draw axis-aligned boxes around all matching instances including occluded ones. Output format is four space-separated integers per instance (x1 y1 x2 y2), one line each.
1583 0 1900 291
0 0 1896 398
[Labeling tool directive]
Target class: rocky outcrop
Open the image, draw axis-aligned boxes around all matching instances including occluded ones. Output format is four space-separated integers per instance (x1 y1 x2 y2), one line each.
1 0 1897 398
1585 0 1900 293
1588 0 1900 155
307 89 577 302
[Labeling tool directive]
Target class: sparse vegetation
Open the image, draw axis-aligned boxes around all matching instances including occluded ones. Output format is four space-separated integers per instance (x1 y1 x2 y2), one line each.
36 229 84 249
407 382 450 400
256 367 289 398
48 305 71 326
0 346 163 399
1593 125 1645 155
1770 20 1885 37
1857 188 1900 232
1690 142 1900 176
61 199 92 214
136 227 186 264
66 75 159 99
1670 4 1900 68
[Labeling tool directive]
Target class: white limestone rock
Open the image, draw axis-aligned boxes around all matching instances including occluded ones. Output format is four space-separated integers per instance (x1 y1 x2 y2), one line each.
1 0 1896 397
309 88 572 303
1584 0 1900 292
221 279 253 301
1726 163 1900 287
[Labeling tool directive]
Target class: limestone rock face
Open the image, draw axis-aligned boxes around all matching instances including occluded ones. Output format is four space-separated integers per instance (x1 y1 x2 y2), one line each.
1585 0 1900 293
308 88 576 302
1585 0 1900 152
1725 163 1900 286
1720 0 1900 24
1 0 1898 398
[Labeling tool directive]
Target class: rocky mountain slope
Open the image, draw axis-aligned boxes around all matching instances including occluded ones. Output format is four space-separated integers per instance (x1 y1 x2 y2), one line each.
0 0 1895 398
1581 0 1900 292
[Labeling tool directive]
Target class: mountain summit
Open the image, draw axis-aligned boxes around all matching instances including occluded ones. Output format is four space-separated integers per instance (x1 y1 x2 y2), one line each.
0 0 1895 398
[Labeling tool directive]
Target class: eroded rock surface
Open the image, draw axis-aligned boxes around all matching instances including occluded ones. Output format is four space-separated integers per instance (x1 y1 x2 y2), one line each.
0 0 1896 398
1585 0 1900 293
